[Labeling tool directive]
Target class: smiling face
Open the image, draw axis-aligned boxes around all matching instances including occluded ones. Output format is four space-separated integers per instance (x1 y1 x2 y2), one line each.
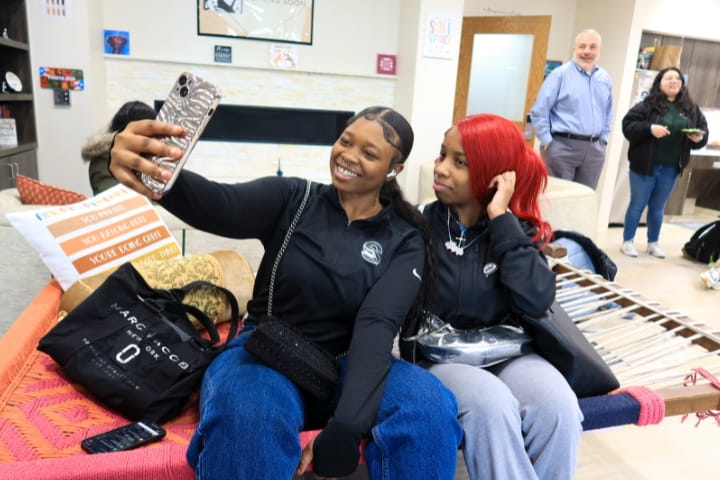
659 69 683 101
432 126 476 207
330 117 399 196
573 31 601 72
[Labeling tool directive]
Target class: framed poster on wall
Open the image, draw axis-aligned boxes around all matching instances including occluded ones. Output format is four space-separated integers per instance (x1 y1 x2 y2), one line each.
198 0 314 45
544 60 562 79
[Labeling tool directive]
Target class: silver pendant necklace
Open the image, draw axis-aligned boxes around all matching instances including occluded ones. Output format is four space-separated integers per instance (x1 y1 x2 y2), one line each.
444 208 480 256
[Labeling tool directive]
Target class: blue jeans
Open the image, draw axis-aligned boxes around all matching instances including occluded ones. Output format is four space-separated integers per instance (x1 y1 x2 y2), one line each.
186 329 463 479
623 165 679 243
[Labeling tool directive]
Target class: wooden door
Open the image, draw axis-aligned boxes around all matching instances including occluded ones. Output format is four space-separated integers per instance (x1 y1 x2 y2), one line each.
454 16 551 143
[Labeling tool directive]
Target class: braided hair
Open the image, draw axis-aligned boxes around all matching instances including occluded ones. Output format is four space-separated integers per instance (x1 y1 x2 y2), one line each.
347 106 435 361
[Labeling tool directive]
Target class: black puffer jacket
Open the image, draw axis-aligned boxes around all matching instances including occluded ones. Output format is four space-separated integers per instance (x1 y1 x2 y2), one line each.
622 101 708 176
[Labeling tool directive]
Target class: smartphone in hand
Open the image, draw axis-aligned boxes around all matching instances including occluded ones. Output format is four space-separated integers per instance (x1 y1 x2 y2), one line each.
81 420 166 454
139 72 222 194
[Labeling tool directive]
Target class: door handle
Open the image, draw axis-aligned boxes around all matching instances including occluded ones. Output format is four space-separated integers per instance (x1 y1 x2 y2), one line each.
8 162 18 185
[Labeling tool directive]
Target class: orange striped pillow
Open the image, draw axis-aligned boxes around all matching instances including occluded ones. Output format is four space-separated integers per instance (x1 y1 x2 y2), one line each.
16 174 87 205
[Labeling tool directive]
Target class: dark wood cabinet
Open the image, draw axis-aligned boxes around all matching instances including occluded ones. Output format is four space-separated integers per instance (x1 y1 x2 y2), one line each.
1 144 37 187
640 31 720 109
666 154 720 215
0 0 37 189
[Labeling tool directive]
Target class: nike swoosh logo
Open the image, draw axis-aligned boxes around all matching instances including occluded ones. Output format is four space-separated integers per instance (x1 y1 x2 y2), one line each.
412 268 421 281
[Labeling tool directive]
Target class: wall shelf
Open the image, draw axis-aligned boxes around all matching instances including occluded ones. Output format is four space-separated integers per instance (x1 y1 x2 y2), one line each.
0 142 37 157
0 37 29 51
0 94 33 102
0 0 37 188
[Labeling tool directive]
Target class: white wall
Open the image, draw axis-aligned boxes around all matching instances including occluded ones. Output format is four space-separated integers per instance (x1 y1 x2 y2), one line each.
463 0 577 62
27 0 107 195
27 0 720 221
101 0 400 78
394 0 464 202
28 0 403 194
636 0 720 41
23 0 581 200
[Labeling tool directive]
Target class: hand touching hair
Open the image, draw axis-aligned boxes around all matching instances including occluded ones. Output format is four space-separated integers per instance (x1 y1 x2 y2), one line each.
456 113 552 245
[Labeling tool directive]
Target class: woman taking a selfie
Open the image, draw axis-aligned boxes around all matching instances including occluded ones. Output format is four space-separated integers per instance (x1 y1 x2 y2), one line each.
109 105 463 479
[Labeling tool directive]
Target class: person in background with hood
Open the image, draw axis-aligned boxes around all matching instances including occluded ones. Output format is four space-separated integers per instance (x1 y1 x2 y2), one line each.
83 100 156 195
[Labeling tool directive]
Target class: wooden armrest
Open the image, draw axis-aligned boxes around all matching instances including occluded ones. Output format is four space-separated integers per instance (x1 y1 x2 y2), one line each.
543 242 567 259
661 383 720 417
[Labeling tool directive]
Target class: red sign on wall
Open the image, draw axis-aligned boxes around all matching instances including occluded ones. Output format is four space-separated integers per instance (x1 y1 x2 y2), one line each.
376 54 397 75
39 67 85 90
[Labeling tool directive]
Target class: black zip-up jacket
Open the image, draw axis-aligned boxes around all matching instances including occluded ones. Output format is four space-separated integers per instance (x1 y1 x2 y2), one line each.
423 202 555 333
622 100 708 176
160 171 424 474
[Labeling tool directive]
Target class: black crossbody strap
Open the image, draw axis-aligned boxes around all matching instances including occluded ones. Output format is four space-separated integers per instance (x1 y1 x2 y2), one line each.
267 179 311 317
162 301 220 343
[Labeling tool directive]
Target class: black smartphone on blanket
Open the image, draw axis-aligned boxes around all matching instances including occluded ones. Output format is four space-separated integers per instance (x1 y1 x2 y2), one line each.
81 420 166 454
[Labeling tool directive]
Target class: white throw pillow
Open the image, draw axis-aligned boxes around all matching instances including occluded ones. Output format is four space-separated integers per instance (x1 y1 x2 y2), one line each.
6 184 182 290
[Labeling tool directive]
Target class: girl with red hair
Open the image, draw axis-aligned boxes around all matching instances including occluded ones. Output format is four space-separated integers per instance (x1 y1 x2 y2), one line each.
418 113 583 479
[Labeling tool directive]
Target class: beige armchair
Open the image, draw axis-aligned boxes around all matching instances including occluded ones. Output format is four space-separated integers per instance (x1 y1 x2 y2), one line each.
416 162 599 240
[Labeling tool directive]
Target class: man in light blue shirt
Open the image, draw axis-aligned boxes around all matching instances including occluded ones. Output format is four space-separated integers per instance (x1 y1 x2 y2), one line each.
530 29 613 189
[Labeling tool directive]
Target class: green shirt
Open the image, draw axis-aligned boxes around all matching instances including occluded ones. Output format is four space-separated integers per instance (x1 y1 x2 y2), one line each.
654 102 688 167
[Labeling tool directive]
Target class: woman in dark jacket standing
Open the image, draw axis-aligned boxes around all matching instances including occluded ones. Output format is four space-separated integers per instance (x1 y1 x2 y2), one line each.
620 66 708 258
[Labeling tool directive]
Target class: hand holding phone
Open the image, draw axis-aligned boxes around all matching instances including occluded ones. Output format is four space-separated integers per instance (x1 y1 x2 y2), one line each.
81 421 166 454
139 72 222 194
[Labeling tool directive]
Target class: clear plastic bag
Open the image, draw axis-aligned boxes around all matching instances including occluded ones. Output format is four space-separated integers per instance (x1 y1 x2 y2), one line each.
409 313 532 366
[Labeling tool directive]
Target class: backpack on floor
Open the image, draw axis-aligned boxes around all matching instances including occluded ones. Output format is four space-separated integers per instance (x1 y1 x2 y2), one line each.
682 220 720 264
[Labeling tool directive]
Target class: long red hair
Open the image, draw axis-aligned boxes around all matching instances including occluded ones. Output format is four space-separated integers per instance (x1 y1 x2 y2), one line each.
456 113 552 246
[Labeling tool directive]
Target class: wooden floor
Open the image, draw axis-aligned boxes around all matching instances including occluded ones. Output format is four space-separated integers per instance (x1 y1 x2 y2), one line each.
574 207 719 480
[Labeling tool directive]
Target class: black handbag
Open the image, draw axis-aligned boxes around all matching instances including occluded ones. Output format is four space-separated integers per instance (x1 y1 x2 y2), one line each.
520 300 619 398
244 180 340 400
37 262 240 423
245 317 340 400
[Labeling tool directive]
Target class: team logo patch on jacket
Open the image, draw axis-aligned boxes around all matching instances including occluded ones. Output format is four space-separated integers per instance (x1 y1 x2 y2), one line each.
483 262 497 277
361 241 383 265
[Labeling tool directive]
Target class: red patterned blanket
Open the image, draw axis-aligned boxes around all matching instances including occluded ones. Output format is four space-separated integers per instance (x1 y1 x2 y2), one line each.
0 281 326 479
